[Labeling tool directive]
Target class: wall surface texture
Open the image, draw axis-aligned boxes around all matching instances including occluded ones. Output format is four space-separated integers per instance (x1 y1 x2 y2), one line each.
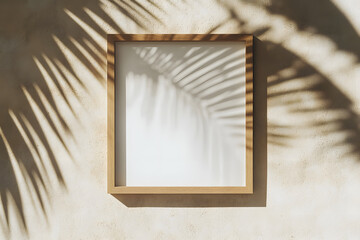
1 0 360 239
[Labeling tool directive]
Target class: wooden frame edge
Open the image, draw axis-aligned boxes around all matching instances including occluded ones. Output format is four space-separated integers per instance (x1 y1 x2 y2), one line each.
107 34 254 194
107 35 116 193
109 186 253 195
245 35 254 194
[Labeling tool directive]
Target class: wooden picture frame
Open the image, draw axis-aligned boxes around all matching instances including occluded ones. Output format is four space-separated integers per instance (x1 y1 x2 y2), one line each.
107 34 253 194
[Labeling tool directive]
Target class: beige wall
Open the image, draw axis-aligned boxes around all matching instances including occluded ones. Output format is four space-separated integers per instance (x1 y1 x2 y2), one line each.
1 0 360 239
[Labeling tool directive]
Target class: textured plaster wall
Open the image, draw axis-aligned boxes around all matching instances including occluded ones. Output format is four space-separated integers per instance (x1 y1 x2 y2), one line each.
1 0 360 239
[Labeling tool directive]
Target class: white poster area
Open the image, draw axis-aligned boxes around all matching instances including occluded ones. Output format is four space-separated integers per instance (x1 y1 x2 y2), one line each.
115 41 246 187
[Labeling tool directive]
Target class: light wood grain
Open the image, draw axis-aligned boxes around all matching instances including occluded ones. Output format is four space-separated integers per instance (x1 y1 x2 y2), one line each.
109 186 253 194
107 35 115 193
107 34 254 194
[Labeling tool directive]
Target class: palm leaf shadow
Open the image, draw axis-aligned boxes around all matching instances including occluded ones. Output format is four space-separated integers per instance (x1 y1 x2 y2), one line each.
213 1 360 159
266 0 360 60
122 40 249 184
0 0 166 236
2 0 359 235
265 41 360 157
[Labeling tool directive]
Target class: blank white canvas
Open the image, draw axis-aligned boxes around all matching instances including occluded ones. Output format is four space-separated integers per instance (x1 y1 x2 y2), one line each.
115 41 246 187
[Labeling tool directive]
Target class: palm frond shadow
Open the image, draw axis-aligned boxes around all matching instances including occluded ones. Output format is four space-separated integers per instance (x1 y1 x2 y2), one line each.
2 0 359 233
239 0 360 59
122 41 249 185
0 0 165 235
267 0 360 60
215 0 360 159
265 41 360 157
